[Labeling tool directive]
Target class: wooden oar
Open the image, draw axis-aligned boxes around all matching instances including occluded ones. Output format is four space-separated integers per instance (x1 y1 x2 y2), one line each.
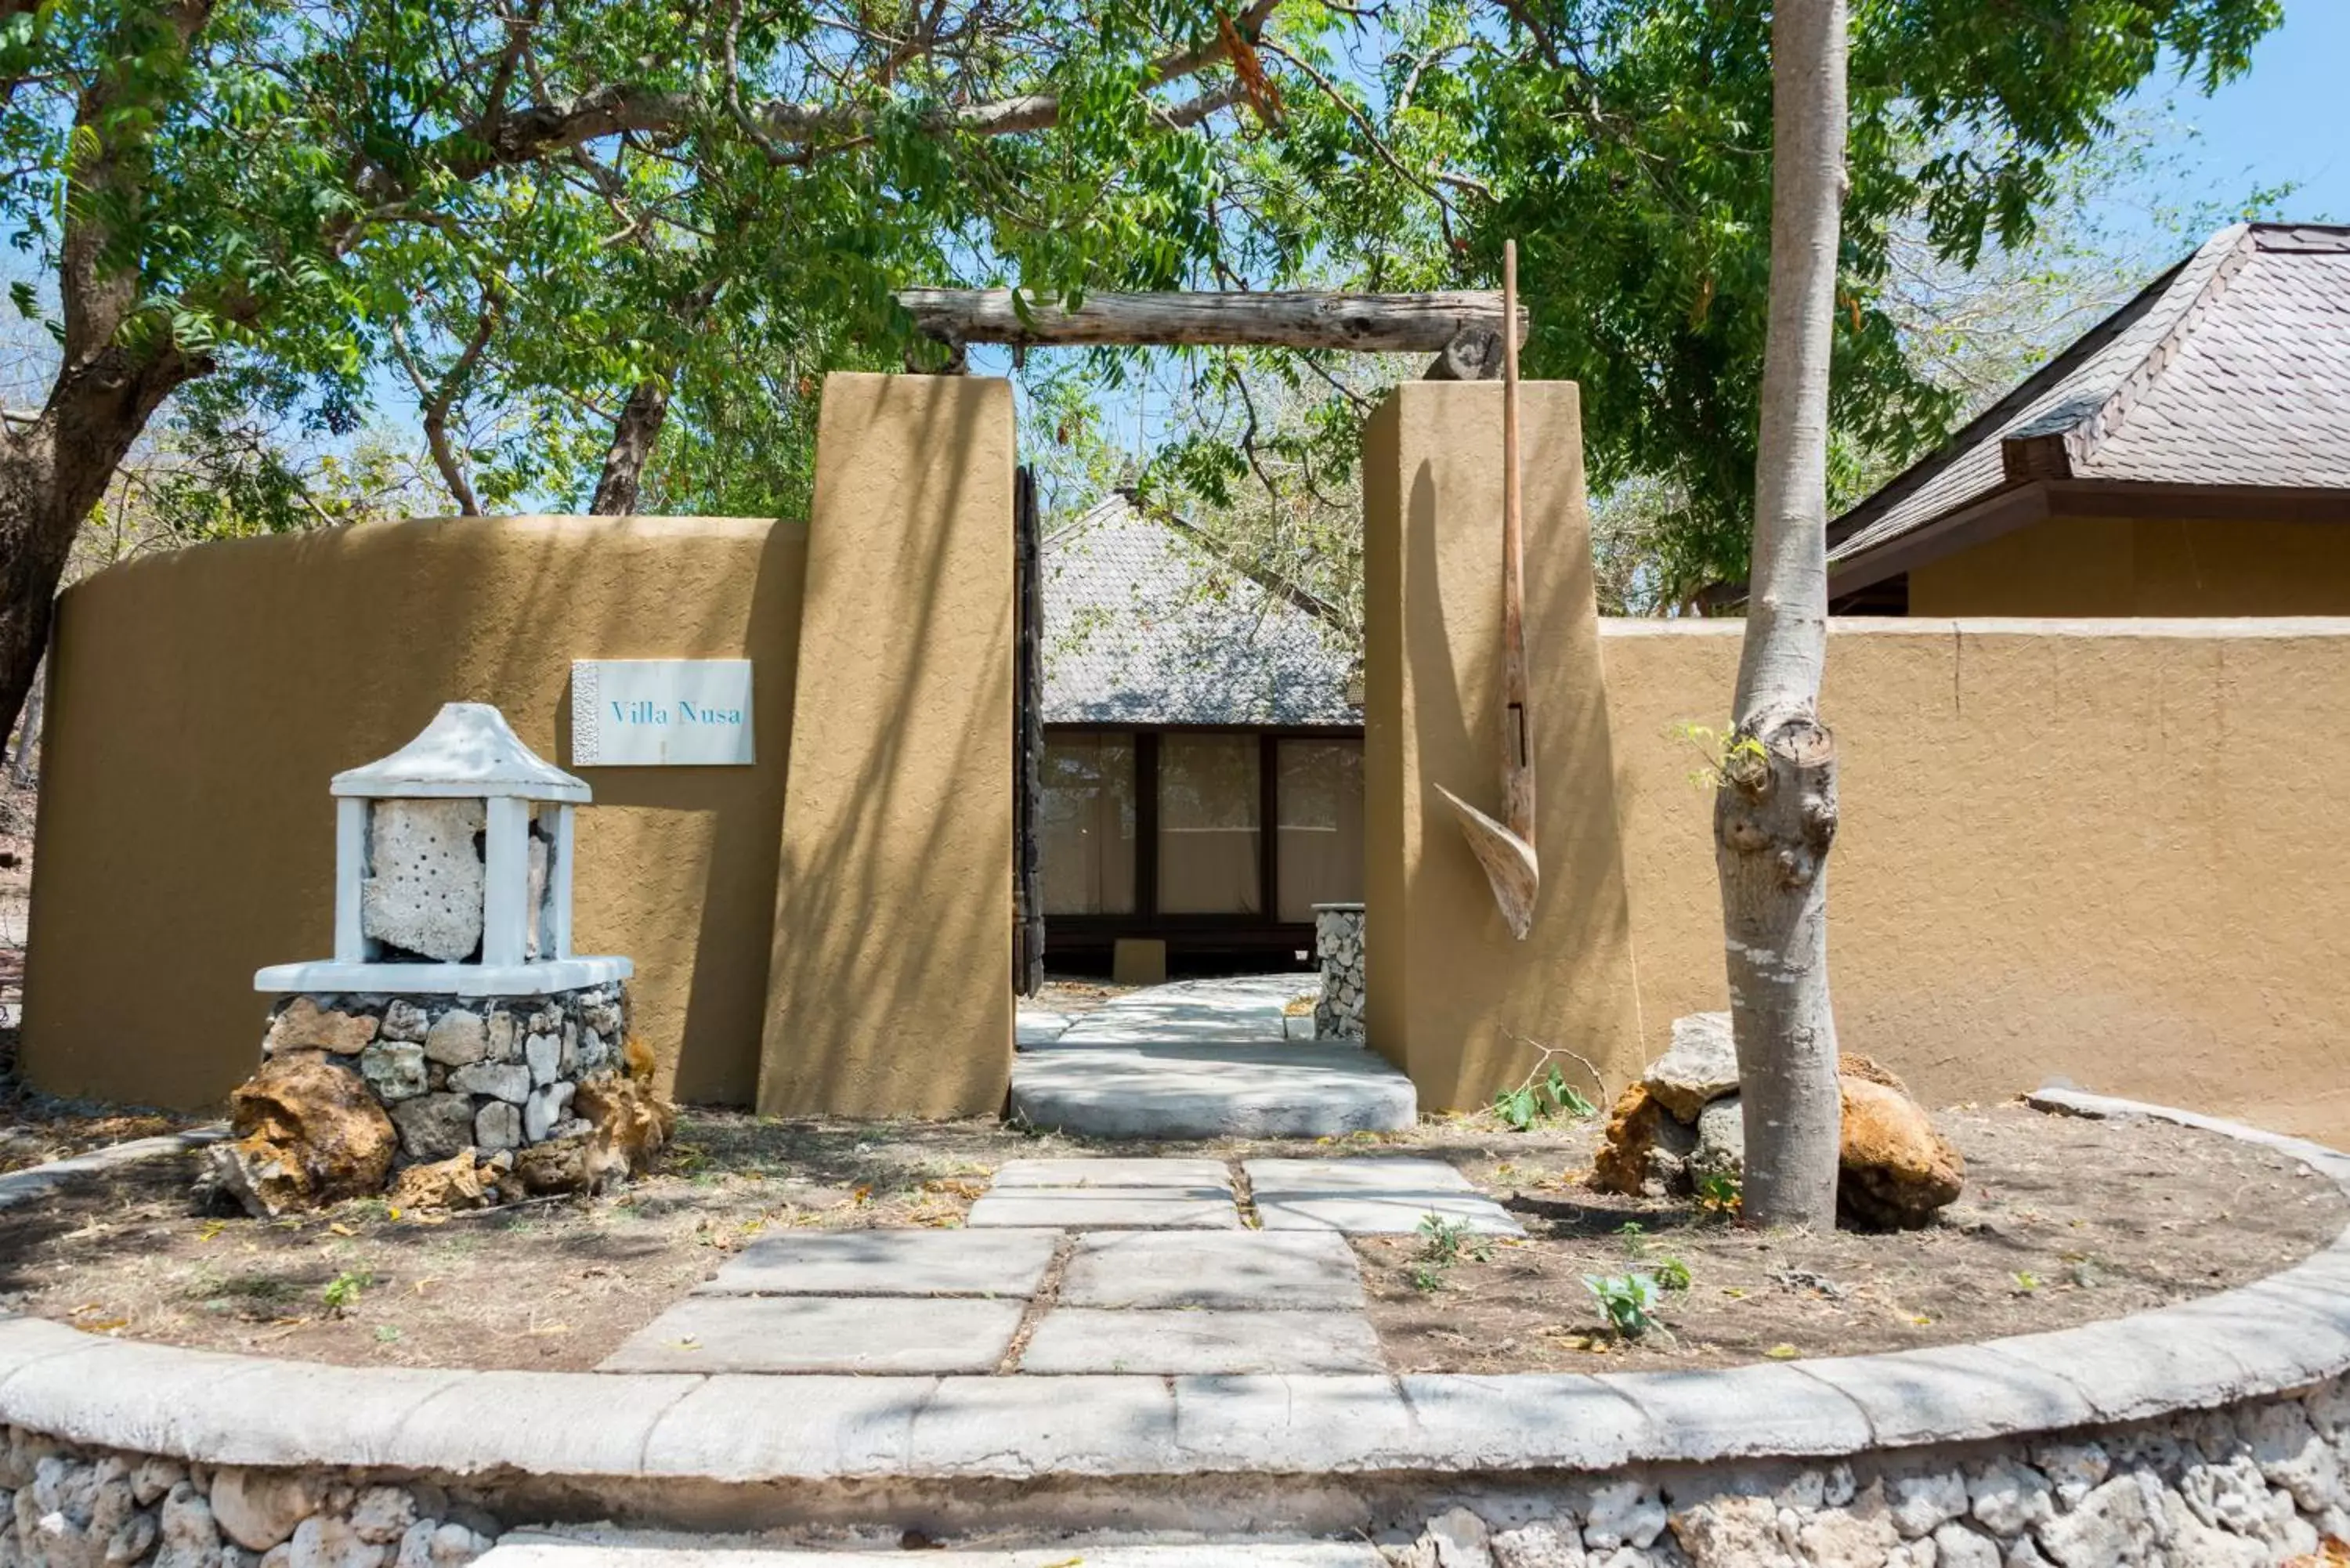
1434 237 1539 939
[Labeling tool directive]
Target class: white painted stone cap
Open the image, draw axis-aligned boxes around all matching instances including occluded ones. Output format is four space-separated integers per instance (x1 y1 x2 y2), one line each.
332 703 590 802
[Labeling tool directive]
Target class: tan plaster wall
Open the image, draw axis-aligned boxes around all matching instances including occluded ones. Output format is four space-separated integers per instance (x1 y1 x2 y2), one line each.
1361 381 1646 1109
1600 617 2350 1145
1911 515 2350 616
757 372 1015 1118
22 515 807 1111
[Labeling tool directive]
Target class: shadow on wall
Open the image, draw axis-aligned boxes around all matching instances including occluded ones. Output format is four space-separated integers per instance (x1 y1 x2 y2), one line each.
23 515 807 1110
759 374 1014 1120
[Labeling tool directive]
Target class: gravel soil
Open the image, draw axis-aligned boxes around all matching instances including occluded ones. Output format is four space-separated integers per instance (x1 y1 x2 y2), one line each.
0 1099 2337 1376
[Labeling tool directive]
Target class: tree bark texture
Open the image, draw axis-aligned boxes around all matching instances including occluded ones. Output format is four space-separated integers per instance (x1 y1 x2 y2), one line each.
1718 0 1849 1230
589 376 673 515
0 349 194 750
897 287 1528 353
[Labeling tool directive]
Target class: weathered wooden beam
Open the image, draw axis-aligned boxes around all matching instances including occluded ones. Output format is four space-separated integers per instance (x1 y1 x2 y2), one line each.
895 287 1529 356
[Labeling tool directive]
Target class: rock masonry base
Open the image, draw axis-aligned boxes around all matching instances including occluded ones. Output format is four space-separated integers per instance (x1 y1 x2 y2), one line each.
258 984 630 1162
1314 905 1365 1042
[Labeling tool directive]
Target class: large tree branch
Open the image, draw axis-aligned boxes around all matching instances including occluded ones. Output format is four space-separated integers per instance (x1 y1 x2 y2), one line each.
421 0 1281 182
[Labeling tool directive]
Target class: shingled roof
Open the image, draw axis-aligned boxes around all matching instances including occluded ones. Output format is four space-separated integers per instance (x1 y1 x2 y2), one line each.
1828 223 2350 577
1041 493 1361 727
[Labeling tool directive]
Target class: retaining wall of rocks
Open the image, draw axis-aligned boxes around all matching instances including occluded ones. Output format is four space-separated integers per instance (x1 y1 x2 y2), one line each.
1390 1372 2350 1566
258 984 628 1159
1314 904 1365 1042
0 1425 497 1568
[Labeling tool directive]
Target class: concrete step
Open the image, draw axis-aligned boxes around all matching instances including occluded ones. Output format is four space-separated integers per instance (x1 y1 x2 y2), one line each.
480 1534 1386 1566
1007 1041 1416 1139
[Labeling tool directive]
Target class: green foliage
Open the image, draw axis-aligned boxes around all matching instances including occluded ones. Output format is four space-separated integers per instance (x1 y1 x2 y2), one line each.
1694 1169 1744 1219
1493 1060 1599 1130
1477 0 2283 590
321 1269 375 1314
1653 1256 1692 1292
1411 1211 1491 1289
1583 1270 1664 1338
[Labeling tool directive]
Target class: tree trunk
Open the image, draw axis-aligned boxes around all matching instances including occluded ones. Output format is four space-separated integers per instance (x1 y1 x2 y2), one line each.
589 376 671 515
0 349 193 748
9 655 43 787
896 287 1528 353
1716 0 1849 1231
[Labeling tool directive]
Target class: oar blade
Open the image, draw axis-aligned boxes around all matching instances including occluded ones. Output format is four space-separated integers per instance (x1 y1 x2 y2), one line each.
1433 783 1540 940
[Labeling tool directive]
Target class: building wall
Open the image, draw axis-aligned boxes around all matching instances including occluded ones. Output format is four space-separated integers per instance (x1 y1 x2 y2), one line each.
1911 515 2350 616
758 372 1015 1118
1600 616 2350 1145
23 515 808 1110
1361 382 1647 1109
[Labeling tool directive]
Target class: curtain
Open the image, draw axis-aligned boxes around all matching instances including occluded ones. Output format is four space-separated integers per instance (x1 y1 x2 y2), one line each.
1158 732 1262 914
1277 738 1365 920
1039 733 1138 915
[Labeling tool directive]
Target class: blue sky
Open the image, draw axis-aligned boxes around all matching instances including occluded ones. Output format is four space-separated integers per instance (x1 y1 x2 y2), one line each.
2147 0 2345 223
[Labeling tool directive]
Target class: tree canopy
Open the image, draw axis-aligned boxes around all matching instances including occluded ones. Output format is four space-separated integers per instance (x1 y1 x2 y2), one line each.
0 0 2289 742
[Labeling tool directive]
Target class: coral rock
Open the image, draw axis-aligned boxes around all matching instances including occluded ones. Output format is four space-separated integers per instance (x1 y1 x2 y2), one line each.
574 1074 675 1184
1643 1011 1741 1122
1839 1077 1965 1230
1591 1082 1696 1198
208 1057 398 1218
264 999 378 1057
388 1153 494 1212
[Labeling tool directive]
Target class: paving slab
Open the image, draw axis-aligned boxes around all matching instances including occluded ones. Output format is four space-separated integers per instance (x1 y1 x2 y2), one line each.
1010 1042 1415 1139
483 1535 1383 1566
1047 974 1314 1046
1242 1158 1476 1194
1788 1343 2099 1447
991 1157 1235 1190
1397 1374 1655 1471
1018 1308 1385 1375
598 1295 1025 1375
1061 1231 1365 1310
1254 1190 1523 1236
908 1375 1183 1476
391 1371 705 1477
1593 1362 1872 1461
1173 1375 1419 1470
964 1189 1242 1229
638 1375 932 1479
696 1227 1059 1298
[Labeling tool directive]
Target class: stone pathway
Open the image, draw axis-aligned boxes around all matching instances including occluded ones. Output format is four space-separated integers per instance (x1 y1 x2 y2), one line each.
599 1157 1519 1378
1010 974 1415 1138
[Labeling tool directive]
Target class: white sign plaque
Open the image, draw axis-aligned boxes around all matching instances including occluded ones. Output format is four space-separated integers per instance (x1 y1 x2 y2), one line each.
570 659 754 766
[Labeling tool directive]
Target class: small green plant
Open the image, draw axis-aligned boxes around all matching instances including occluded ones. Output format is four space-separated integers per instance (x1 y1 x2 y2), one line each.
1694 1169 1744 1217
1490 1049 1602 1131
1410 1213 1491 1291
1654 1256 1693 1292
1671 721 1770 790
2011 1270 2042 1295
1585 1272 1665 1339
321 1269 375 1314
1615 1219 1650 1256
373 1324 403 1344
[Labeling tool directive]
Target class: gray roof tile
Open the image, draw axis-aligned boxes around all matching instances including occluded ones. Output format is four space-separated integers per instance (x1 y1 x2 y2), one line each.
1830 224 2350 568
1041 494 1360 727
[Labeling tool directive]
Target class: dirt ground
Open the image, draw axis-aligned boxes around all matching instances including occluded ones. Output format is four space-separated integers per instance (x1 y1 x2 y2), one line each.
1362 1104 2348 1372
2 1100 2338 1375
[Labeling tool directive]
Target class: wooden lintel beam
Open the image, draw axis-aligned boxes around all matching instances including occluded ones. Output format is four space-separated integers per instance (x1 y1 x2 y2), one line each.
895 287 1529 356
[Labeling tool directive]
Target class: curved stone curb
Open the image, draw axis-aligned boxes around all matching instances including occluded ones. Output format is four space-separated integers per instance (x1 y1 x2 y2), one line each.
2 1091 2348 1488
0 1125 225 1212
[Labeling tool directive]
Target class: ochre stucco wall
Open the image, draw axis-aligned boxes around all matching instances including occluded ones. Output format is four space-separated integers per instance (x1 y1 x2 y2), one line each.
1362 381 1645 1109
1911 515 2350 616
758 372 1015 1118
1601 617 2350 1145
24 515 807 1110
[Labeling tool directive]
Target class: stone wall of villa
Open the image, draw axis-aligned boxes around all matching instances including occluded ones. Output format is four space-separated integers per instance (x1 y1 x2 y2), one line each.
1314 904 1365 1042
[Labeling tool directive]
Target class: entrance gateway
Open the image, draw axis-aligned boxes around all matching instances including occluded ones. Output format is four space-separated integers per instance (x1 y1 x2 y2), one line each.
871 284 1640 1135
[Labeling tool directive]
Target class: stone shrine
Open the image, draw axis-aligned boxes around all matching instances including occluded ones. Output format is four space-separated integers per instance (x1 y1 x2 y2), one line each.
215 704 655 1215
